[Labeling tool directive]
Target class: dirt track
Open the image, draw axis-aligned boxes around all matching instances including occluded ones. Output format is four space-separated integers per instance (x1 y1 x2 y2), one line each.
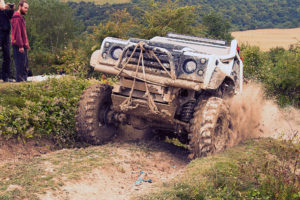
39 140 189 200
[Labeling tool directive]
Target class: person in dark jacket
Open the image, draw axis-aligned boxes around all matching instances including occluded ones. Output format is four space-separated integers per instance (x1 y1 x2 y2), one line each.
11 0 29 82
0 1 14 82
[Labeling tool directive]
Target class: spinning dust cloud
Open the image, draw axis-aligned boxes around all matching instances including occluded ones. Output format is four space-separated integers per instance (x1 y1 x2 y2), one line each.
227 82 299 144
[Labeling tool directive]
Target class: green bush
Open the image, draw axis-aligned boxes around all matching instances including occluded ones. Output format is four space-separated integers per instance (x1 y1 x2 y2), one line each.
241 44 300 107
0 77 96 147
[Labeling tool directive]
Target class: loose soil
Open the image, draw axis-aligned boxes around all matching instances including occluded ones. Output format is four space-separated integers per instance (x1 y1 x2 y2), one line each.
227 82 300 142
0 138 55 162
0 83 299 200
40 141 189 200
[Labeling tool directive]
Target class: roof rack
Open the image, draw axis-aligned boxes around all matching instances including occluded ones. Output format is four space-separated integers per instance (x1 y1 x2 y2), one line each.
166 33 226 46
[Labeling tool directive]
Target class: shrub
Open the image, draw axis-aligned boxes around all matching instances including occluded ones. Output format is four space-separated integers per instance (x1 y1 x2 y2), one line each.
240 44 300 107
0 76 96 147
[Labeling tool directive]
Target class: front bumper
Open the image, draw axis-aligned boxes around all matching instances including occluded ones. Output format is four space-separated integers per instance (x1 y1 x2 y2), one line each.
91 50 203 91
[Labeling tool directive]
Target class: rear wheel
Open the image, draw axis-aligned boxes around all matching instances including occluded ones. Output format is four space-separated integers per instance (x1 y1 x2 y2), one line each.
76 83 116 144
189 97 233 158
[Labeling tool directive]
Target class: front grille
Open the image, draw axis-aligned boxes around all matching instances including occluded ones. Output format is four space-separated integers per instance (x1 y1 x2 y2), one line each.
125 47 171 72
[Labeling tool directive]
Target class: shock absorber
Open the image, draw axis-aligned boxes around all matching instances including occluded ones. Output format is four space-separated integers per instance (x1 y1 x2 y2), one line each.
180 100 196 122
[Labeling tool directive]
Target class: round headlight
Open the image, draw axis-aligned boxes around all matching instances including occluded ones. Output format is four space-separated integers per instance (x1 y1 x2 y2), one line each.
200 58 207 64
183 60 197 73
111 47 123 60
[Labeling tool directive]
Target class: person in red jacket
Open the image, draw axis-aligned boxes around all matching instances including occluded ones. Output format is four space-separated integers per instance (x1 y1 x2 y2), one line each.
11 0 29 82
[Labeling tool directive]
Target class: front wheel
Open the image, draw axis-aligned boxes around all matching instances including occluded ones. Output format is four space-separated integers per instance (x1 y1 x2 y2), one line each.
189 97 233 158
76 83 116 144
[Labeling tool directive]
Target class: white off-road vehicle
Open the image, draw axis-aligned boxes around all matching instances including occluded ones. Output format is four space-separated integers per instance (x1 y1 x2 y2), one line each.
76 33 243 158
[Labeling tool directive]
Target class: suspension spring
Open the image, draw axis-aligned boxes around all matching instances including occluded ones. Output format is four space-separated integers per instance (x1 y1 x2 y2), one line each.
180 100 196 123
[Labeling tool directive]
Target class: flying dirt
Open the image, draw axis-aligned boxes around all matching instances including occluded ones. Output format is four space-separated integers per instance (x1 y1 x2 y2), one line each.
228 81 299 143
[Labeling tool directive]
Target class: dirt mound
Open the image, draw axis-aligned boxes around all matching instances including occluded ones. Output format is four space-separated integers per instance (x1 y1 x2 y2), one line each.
40 141 189 200
227 82 300 143
0 138 54 162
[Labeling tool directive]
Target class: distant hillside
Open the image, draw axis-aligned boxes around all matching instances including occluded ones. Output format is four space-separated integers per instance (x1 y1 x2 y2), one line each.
61 0 130 5
169 0 300 31
67 2 133 28
68 0 300 31
232 28 300 51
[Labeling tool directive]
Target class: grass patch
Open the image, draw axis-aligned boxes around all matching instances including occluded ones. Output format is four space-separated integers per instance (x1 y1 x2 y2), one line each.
137 138 300 200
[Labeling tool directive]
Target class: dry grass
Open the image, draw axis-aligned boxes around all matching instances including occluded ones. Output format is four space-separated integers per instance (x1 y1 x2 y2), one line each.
61 0 130 5
232 28 300 51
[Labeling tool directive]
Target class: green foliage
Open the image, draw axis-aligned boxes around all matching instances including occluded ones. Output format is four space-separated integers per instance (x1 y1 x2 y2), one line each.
202 13 233 42
138 1 200 39
29 51 57 75
93 9 140 42
52 40 94 78
138 139 300 200
241 44 300 107
241 45 265 79
24 0 80 51
0 77 94 147
67 1 134 29
92 1 231 44
70 0 300 32
62 0 130 5
7 0 82 76
158 0 300 31
5 0 232 77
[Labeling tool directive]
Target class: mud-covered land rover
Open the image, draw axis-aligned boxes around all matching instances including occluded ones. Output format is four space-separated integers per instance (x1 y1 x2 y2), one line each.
76 33 243 158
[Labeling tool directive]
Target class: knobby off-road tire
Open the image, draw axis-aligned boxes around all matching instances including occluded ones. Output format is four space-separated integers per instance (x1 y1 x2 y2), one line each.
76 83 116 145
189 97 233 158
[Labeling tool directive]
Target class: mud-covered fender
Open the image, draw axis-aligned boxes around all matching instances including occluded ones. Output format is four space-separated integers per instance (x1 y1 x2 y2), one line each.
205 67 234 90
203 55 232 90
203 54 243 93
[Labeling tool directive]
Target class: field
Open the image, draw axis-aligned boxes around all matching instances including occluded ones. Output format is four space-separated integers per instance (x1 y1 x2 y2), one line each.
232 28 300 51
61 0 130 5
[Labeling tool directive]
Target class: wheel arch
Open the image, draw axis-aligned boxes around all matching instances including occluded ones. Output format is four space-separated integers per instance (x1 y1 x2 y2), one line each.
205 67 235 90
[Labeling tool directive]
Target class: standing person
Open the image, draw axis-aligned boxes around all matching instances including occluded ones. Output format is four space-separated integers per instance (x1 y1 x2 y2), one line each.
11 0 29 82
0 0 14 82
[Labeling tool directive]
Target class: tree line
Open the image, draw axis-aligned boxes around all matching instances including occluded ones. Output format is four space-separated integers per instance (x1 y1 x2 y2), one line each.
70 0 300 31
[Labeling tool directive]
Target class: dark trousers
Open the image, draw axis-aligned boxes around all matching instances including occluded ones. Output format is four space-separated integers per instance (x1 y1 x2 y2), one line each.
13 45 28 82
0 31 11 81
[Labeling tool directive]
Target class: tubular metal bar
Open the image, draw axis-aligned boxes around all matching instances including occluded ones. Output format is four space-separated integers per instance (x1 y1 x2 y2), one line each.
94 63 202 91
